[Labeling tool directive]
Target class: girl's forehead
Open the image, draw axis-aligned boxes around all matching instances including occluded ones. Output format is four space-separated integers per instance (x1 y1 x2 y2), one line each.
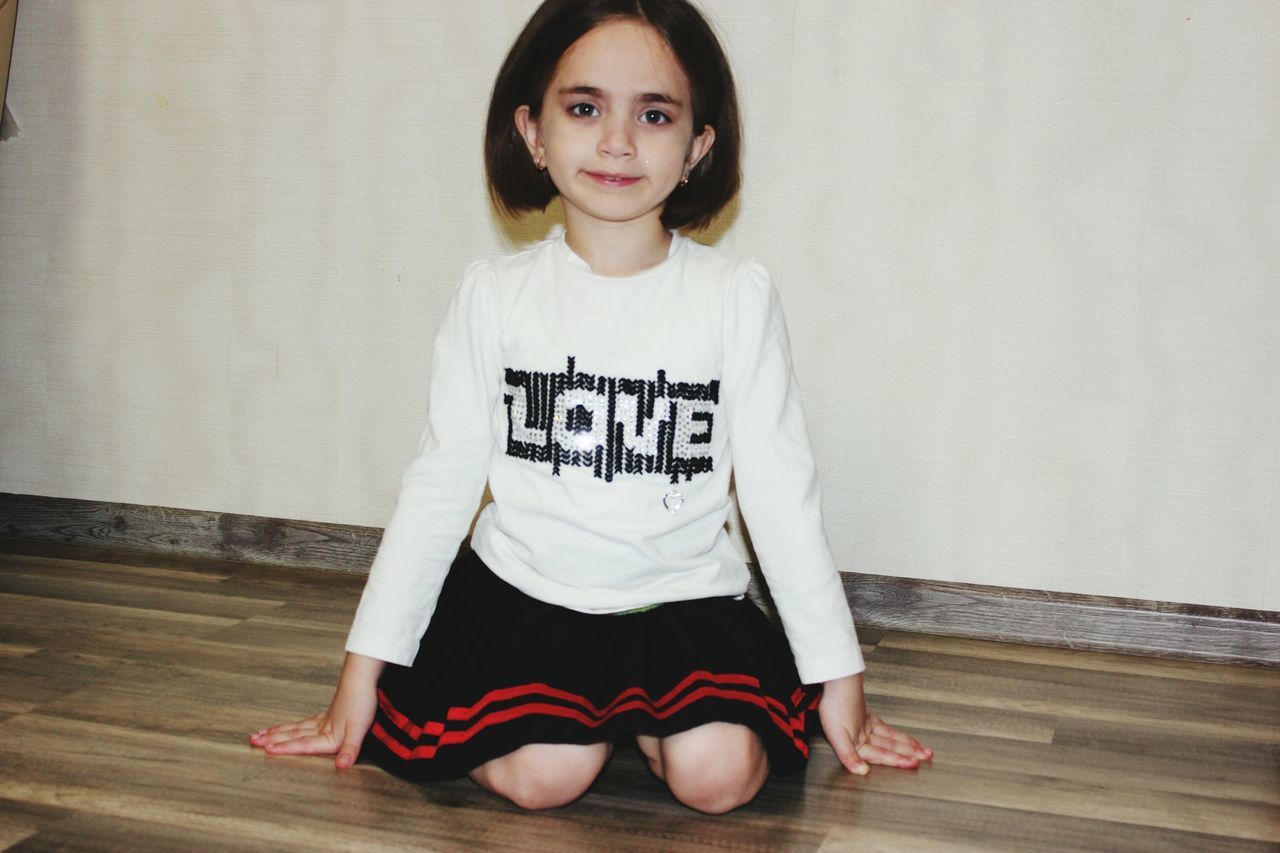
551 19 690 98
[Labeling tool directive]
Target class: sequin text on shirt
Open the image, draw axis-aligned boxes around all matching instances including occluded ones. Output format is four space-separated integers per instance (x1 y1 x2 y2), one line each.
503 356 718 484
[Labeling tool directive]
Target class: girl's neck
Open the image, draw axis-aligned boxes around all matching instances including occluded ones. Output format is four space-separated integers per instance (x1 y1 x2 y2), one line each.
563 215 673 278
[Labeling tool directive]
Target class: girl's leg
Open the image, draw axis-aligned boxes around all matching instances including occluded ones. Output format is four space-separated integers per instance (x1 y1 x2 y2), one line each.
636 722 769 814
470 742 611 810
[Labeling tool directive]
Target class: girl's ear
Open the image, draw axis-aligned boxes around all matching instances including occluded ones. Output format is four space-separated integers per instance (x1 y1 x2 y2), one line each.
686 124 717 174
514 105 543 166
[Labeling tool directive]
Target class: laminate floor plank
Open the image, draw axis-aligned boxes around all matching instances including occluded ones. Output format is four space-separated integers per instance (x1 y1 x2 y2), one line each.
820 826 997 853
827 762 1277 842
776 760 1271 853
0 552 232 587
865 650 1280 741
0 573 287 621
6 812 282 853
103 631 344 684
878 631 1280 688
243 611 351 631
871 647 1280 725
0 813 40 850
896 728 1278 805
0 654 115 708
818 818 1275 853
201 615 354 653
2 542 1276 851
259 596 363 629
0 624 340 685
0 625 198 662
0 716 454 837
855 693 1059 744
0 591 239 638
0 683 43 713
1050 716 1280 779
4 780 437 853
38 677 332 742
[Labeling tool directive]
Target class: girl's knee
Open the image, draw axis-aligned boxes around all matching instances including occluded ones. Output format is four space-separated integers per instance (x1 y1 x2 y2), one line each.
472 742 610 810
659 723 769 814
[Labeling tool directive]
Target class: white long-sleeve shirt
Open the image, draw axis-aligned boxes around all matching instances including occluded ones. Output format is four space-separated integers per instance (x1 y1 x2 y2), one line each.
346 233 864 684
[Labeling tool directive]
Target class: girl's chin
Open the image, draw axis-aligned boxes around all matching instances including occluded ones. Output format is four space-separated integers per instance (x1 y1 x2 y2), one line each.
560 198 668 229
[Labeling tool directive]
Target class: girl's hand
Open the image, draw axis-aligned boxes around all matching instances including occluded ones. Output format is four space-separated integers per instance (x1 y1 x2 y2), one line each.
818 672 932 775
249 652 386 770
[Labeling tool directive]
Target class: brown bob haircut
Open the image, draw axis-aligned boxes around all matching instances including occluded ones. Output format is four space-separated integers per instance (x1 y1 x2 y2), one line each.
484 0 742 232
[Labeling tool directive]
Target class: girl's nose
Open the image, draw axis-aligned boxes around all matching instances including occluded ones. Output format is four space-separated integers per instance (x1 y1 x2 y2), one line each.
598 116 635 158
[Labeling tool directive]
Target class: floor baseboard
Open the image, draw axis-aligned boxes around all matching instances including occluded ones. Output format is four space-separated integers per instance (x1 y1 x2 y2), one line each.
3 492 1276 667
0 492 380 572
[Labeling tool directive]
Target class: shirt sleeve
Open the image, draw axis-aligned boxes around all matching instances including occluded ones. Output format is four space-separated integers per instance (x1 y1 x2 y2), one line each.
345 262 502 666
722 261 865 684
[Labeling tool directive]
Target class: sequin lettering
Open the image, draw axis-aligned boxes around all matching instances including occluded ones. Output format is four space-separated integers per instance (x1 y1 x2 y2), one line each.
503 356 718 483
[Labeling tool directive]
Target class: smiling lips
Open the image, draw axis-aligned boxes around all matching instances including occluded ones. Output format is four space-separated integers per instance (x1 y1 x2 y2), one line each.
585 171 642 188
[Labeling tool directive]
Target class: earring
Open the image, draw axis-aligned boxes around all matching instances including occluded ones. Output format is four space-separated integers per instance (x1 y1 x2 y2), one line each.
679 171 690 186
534 149 546 171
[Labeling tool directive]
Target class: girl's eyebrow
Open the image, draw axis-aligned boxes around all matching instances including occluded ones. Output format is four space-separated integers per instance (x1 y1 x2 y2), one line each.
558 85 605 99
558 85 683 108
639 92 683 107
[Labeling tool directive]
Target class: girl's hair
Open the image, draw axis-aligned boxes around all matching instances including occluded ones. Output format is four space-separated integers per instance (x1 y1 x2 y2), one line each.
485 0 741 232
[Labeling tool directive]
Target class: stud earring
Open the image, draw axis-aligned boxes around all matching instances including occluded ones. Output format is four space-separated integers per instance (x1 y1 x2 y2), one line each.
679 171 690 186
534 150 546 171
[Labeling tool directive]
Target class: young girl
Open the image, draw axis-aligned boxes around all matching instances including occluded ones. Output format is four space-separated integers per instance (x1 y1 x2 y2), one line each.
251 0 930 814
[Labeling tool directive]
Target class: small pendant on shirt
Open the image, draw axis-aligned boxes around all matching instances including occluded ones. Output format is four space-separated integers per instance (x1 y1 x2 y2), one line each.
662 489 685 513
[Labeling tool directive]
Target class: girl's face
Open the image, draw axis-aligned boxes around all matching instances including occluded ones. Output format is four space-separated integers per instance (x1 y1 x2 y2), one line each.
515 20 715 234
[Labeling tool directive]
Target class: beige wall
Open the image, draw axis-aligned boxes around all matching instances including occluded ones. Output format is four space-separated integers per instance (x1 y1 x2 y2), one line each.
1 1 1277 610
0 0 16 114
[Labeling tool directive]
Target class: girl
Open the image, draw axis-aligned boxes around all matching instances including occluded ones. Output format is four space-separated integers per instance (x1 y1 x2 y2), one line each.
251 0 931 814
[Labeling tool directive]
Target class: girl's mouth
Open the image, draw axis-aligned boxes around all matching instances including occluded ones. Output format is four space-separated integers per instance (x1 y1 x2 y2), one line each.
586 172 641 188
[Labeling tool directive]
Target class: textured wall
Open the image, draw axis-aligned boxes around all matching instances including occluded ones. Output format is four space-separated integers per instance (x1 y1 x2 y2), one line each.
1 1 1277 609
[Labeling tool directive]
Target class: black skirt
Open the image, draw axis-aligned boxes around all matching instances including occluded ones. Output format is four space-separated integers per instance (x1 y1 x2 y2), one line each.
360 549 821 782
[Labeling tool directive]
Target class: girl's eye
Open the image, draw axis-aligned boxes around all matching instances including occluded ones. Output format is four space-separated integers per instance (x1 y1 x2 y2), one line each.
568 103 599 118
640 109 671 125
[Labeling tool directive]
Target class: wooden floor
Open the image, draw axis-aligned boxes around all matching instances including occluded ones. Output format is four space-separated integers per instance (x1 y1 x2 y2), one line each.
0 540 1276 851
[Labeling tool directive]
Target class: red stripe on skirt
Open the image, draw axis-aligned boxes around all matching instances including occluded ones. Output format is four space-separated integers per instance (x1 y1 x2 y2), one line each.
379 670 787 738
450 671 788 722
447 670 791 723
372 673 811 762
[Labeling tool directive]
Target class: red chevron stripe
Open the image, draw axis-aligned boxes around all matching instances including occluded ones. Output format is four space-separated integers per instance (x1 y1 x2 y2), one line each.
372 674 811 762
446 669 787 723
378 670 794 739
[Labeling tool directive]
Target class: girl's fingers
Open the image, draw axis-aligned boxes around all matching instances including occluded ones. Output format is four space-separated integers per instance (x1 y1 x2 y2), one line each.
260 724 318 744
253 722 318 742
855 740 922 769
274 715 324 734
249 716 323 747
868 728 932 758
828 726 871 776
870 722 931 758
335 732 364 769
863 714 933 759
263 731 340 756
